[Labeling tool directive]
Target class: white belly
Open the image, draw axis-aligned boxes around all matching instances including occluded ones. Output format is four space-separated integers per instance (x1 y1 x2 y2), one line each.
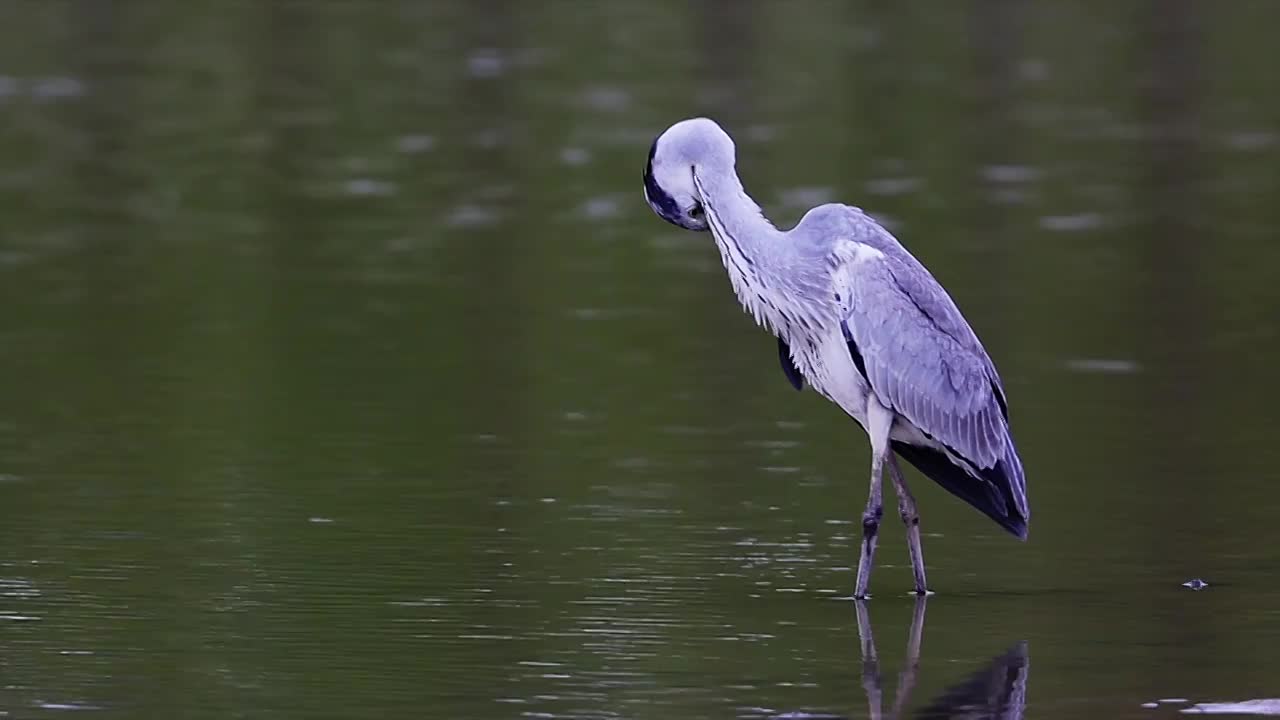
792 331 937 449
793 332 872 427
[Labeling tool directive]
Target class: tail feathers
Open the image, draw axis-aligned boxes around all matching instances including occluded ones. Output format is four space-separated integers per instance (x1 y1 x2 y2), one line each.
891 440 1029 540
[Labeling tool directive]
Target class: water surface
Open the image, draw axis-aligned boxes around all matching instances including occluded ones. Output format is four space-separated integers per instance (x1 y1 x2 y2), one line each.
2 2 1280 718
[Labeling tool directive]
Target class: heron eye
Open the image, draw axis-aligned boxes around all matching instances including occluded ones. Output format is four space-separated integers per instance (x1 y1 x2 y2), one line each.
689 205 704 219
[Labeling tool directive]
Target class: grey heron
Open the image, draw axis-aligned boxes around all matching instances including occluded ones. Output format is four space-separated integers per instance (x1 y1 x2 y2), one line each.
642 117 1028 598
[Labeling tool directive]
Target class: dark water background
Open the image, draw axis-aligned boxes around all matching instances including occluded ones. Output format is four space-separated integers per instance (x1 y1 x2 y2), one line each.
2 2 1279 718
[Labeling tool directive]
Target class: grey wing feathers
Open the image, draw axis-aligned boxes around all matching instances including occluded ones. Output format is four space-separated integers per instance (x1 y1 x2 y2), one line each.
884 247 1011 417
833 241 1027 517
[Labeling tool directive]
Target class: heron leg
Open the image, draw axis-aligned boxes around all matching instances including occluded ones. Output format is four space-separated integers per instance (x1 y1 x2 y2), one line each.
889 455 929 595
855 397 893 599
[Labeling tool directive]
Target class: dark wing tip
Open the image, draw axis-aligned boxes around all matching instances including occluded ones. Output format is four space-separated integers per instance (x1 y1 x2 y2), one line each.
891 441 1029 540
1005 515 1030 541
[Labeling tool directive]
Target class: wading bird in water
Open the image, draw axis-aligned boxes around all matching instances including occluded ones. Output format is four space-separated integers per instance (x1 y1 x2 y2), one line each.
642 118 1029 597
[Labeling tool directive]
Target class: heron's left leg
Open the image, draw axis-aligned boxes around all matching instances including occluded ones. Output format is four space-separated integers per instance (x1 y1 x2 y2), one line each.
888 455 929 595
854 397 894 599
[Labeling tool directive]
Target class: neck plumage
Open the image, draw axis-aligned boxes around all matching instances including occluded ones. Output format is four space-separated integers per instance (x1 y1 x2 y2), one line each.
692 168 791 334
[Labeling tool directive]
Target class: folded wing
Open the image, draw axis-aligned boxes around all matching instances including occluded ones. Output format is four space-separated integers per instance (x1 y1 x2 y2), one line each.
832 241 1029 528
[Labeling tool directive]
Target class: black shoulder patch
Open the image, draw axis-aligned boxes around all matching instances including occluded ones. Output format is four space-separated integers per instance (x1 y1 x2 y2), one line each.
777 337 804 391
846 338 869 383
840 321 869 383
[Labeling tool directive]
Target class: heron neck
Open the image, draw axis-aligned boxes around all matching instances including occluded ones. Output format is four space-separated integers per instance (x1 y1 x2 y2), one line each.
695 167 802 335
695 169 780 261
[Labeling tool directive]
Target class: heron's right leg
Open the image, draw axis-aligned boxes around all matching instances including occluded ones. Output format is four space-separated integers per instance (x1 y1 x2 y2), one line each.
889 455 929 595
854 397 894 599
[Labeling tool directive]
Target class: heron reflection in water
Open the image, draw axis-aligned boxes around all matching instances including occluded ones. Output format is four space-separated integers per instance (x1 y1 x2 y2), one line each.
861 598 1028 720
769 598 1029 720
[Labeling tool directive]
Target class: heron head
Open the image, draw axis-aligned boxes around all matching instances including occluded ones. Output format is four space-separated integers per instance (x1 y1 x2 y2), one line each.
643 117 736 232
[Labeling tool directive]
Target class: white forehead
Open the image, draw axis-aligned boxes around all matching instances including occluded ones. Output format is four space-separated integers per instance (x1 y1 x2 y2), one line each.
656 117 736 170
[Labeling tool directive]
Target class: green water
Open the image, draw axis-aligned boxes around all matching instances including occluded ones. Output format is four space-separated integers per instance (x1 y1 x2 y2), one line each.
3 2 1280 718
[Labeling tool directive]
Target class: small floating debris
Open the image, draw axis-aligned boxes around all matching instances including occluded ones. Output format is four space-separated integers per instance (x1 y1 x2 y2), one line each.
1182 578 1209 591
1181 699 1280 715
